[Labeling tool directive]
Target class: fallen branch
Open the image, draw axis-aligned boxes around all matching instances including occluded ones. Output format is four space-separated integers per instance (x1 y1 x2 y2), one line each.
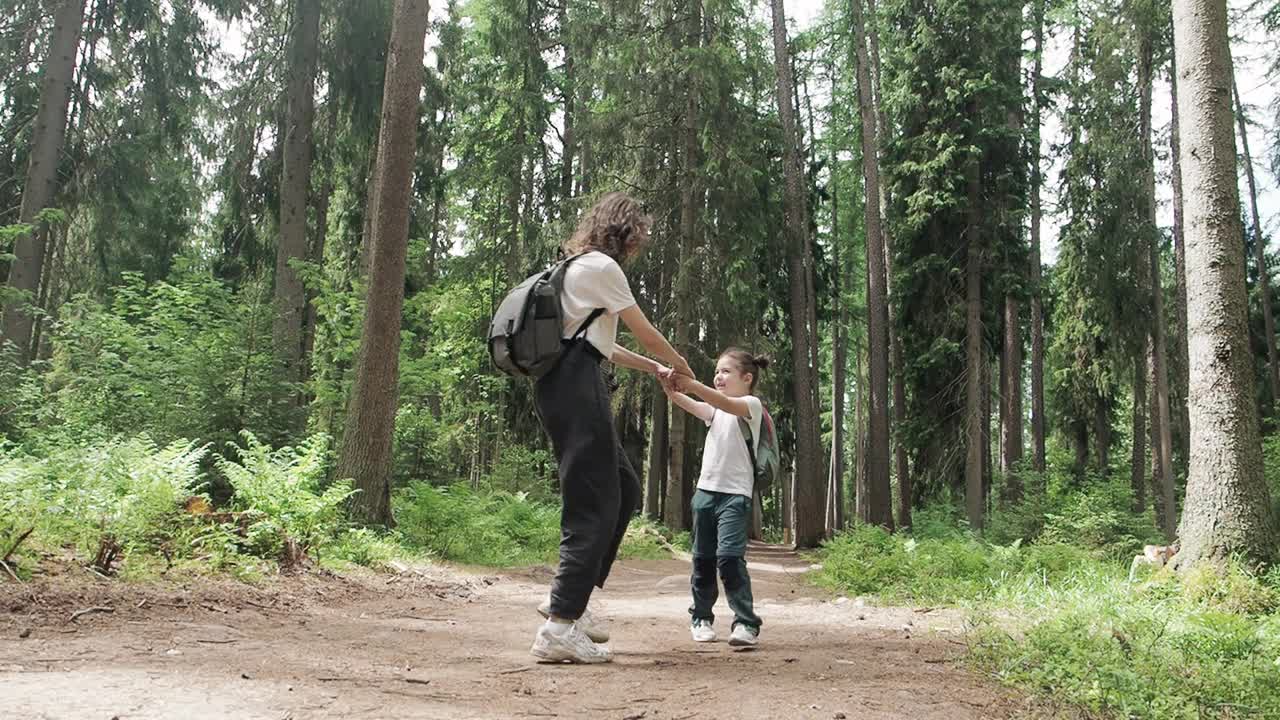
2 527 34 563
69 606 114 622
404 677 432 685
498 666 532 675
195 638 238 644
0 559 20 583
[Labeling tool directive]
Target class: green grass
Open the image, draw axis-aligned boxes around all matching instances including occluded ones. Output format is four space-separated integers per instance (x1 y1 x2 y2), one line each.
813 515 1280 720
392 482 679 567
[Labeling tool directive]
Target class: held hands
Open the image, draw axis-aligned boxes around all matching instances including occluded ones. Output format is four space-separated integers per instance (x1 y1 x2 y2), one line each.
656 365 691 394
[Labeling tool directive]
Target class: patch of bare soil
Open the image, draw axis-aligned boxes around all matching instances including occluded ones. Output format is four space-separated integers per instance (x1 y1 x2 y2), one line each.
0 545 1029 719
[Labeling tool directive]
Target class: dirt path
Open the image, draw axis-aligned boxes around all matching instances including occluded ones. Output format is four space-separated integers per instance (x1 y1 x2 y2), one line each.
1 544 1023 719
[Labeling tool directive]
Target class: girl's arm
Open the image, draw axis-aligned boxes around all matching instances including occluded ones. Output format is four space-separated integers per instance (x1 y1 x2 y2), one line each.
618 305 694 377
611 345 663 374
662 379 716 424
674 376 753 418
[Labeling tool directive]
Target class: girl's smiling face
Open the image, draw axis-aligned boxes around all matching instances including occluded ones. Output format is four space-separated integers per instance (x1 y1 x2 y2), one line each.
713 356 754 398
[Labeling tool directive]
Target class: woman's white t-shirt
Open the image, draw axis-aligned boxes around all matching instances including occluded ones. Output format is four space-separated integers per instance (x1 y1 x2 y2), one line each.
560 251 637 359
696 395 764 499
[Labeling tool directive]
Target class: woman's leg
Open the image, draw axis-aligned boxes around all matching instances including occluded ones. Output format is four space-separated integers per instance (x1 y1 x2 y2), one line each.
595 443 642 589
535 344 621 620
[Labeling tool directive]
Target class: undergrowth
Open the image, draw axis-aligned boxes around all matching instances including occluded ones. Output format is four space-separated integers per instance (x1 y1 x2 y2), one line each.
813 474 1280 720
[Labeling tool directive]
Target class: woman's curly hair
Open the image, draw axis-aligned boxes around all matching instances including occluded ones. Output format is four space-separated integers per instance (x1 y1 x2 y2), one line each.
563 192 653 262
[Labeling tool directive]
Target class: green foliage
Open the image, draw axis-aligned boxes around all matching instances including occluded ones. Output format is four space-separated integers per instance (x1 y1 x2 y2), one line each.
394 483 561 566
1 433 366 577
0 436 207 575
33 272 291 450
216 432 353 560
816 503 1280 720
814 523 1097 604
970 575 1280 720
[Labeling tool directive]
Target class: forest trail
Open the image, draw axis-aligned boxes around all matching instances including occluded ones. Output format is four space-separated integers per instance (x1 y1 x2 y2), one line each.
0 544 1023 719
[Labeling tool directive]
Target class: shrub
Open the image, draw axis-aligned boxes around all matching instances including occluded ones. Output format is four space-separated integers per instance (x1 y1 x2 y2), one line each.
216 431 353 563
394 483 560 566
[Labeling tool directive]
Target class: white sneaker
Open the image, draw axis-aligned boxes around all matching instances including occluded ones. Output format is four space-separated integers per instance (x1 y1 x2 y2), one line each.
530 622 613 664
728 624 759 647
537 599 609 643
690 619 717 643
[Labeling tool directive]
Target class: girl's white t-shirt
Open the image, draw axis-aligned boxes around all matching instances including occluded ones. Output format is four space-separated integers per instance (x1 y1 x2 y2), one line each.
560 251 637 359
696 395 764 498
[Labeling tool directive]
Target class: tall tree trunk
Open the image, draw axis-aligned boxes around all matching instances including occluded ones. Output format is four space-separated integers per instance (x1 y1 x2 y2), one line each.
335 0 431 527
854 337 867 524
1001 295 1024 500
849 0 891 530
647 378 669 523
865 0 911 527
1094 401 1112 472
1131 357 1148 513
1140 26 1178 541
964 156 984 532
828 174 846 537
1170 44 1192 473
665 0 701 533
1170 0 1278 568
273 0 322 389
982 348 993 510
304 99 337 378
1029 0 1047 473
1 0 84 363
558 2 576 208
1233 75 1279 414
771 0 826 546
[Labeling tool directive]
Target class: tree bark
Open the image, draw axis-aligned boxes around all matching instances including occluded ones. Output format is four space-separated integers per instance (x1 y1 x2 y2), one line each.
335 0 431 527
2 0 85 363
1170 43 1192 473
1001 294 1024 499
1170 0 1278 568
1131 358 1148 513
828 170 846 537
965 156 984 532
1233 75 1279 414
558 2 576 208
665 0 701 533
273 0 322 388
864 0 911 528
849 0 891 530
1029 0 1047 473
770 0 826 546
1140 24 1178 541
647 375 669 523
854 337 867 523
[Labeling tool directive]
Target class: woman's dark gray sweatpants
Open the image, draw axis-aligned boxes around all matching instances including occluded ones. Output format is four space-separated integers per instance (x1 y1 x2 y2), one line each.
535 340 641 621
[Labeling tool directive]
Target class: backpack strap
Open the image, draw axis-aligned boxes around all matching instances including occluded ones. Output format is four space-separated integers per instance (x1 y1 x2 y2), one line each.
572 308 606 340
554 251 607 342
738 416 758 477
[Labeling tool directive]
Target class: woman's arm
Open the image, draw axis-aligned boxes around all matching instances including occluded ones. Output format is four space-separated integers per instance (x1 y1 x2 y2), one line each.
611 345 662 374
672 375 753 418
618 305 693 377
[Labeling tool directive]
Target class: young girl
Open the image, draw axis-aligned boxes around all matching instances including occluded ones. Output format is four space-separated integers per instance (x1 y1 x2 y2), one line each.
661 348 767 647
530 192 694 664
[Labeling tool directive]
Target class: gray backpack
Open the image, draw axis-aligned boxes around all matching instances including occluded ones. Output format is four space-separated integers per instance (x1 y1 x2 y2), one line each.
488 254 603 378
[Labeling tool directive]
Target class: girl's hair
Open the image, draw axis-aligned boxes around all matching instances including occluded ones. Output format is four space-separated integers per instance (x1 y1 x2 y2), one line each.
563 192 652 262
720 347 770 392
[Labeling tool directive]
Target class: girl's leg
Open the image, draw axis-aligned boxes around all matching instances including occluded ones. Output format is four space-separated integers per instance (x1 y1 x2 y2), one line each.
535 343 622 621
716 494 762 630
688 490 720 624
595 443 642 589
